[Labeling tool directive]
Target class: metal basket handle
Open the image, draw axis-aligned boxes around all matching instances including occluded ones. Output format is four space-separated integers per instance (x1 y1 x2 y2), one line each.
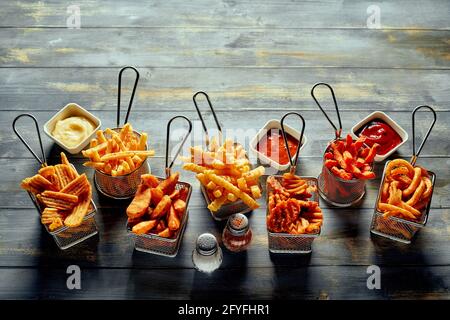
410 105 436 165
117 66 140 127
311 82 342 139
280 112 305 174
193 91 223 148
12 113 46 166
165 116 193 177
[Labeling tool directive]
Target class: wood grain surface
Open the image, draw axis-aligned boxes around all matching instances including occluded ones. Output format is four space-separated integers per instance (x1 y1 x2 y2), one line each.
0 0 449 300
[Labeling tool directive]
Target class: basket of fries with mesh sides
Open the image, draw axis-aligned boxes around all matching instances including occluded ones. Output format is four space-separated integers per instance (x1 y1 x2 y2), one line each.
181 92 264 221
126 116 193 257
370 106 437 244
82 67 154 199
311 83 378 207
266 113 323 254
14 114 98 250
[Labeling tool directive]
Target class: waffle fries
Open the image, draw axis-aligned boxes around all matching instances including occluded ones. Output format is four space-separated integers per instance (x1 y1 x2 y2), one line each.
267 173 323 235
21 152 93 229
182 137 264 212
82 123 154 176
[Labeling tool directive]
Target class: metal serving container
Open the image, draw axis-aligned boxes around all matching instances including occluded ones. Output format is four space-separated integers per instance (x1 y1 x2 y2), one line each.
370 105 437 244
13 113 98 250
312 82 373 207
127 115 193 257
93 66 151 199
266 112 321 254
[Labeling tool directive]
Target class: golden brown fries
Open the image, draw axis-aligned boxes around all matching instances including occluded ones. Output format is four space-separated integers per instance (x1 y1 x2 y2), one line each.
127 173 189 238
21 152 93 230
82 123 155 176
378 159 433 222
182 137 264 213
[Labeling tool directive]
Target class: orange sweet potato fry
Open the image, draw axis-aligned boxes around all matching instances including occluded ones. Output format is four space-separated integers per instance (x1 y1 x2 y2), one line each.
158 172 179 194
141 174 160 188
132 220 158 234
126 184 151 219
173 199 186 214
151 187 164 206
158 227 173 238
168 205 181 231
150 195 172 219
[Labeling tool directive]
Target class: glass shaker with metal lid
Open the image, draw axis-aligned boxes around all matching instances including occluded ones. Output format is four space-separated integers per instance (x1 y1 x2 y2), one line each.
222 213 252 252
192 233 223 273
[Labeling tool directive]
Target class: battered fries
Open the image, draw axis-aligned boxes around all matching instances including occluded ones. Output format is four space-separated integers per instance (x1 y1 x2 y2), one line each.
82 123 155 176
267 174 322 235
324 134 378 180
127 173 190 238
182 137 264 213
378 159 433 222
21 153 93 230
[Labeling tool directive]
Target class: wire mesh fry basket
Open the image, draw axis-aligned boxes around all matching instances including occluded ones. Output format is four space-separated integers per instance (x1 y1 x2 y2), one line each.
370 106 437 244
193 91 259 221
266 113 321 254
127 116 193 257
312 83 372 207
13 114 98 250
93 66 150 199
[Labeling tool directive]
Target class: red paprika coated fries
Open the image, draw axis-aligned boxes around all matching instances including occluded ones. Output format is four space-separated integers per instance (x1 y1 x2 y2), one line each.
324 134 378 180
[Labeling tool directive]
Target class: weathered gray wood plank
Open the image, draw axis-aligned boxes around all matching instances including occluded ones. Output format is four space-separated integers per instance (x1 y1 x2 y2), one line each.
0 265 449 299
1 28 449 68
0 68 449 112
0 0 448 29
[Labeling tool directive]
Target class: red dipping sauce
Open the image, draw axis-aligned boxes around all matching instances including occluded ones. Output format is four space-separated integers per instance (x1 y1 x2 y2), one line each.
256 128 300 165
356 119 402 155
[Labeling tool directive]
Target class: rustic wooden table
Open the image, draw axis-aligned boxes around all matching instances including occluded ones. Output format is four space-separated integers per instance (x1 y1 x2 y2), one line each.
0 0 449 299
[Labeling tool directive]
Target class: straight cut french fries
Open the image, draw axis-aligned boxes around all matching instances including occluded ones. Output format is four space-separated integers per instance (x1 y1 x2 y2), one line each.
182 137 264 213
82 123 154 176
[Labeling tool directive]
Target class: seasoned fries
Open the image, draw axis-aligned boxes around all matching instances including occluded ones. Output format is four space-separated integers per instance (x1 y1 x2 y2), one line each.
267 174 322 235
324 134 378 180
21 153 93 230
82 123 155 176
182 137 264 213
127 173 190 238
378 159 433 222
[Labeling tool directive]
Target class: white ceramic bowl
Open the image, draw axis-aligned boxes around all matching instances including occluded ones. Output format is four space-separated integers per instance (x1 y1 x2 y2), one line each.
250 119 307 171
351 111 408 162
44 103 101 154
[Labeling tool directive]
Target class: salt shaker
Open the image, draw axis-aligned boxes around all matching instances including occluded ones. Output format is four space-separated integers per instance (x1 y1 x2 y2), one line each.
192 233 223 273
222 213 252 252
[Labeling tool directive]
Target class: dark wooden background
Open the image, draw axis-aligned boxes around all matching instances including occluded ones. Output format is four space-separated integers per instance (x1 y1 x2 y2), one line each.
0 0 449 299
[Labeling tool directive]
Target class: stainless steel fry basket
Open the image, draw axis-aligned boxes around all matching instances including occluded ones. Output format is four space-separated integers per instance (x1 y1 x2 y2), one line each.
312 83 370 207
13 114 98 250
128 181 192 257
266 113 321 254
317 140 368 207
92 66 150 199
127 115 193 257
193 92 260 220
370 105 437 244
267 176 320 253
94 128 150 199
